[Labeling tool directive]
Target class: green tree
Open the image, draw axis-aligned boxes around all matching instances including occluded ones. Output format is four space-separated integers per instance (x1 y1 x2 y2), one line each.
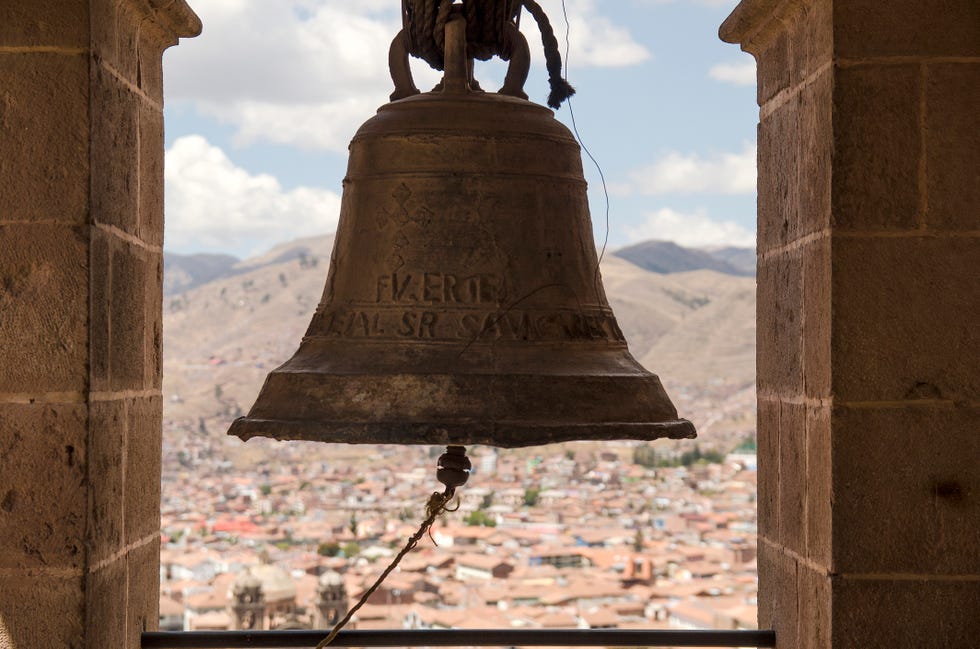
259 483 272 496
523 487 540 507
341 542 360 558
317 541 341 557
464 509 497 527
632 443 658 468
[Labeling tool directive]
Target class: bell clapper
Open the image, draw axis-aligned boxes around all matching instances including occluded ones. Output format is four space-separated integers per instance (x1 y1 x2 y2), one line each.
436 444 472 491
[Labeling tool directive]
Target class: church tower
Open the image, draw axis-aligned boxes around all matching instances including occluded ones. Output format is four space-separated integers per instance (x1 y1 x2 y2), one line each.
314 570 348 629
231 569 265 630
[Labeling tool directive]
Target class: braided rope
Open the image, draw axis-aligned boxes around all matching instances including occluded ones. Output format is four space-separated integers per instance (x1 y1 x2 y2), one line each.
432 0 456 62
313 488 458 649
400 0 575 108
520 0 575 108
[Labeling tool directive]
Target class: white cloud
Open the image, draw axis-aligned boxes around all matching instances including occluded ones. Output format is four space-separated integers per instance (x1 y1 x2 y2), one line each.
164 135 341 256
626 208 755 248
709 59 756 86
164 1 647 150
165 2 410 152
535 0 650 69
624 143 756 195
643 0 739 7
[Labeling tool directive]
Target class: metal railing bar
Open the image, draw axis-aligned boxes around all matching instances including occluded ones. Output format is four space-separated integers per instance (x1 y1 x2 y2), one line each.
142 628 776 648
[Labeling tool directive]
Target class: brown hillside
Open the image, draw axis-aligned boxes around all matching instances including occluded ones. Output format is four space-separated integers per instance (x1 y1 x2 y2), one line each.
162 235 755 449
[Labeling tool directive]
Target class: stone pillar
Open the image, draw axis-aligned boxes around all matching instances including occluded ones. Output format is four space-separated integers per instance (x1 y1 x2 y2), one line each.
720 1 979 647
0 2 199 647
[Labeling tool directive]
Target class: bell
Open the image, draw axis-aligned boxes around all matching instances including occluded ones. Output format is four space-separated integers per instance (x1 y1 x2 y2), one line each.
229 12 695 448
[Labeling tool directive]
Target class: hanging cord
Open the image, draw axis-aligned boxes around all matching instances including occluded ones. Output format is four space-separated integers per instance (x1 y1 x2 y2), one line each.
314 446 471 649
558 0 610 301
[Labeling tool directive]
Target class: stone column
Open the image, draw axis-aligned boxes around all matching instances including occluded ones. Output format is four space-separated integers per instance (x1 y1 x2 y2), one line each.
0 1 199 647
720 1 979 647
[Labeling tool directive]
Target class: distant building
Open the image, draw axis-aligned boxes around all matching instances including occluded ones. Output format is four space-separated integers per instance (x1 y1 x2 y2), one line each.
455 556 515 581
313 570 348 628
230 565 298 630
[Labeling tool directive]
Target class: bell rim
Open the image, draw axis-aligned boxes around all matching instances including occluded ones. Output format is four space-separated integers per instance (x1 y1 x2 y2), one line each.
228 417 697 448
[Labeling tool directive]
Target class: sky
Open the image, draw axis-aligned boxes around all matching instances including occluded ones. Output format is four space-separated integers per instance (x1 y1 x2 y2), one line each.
162 0 757 259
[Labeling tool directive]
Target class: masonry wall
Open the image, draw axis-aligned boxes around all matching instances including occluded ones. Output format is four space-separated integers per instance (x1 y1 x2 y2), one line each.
722 0 979 647
0 2 199 646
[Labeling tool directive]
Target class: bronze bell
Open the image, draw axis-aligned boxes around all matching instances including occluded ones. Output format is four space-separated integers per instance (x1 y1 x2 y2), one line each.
229 10 695 448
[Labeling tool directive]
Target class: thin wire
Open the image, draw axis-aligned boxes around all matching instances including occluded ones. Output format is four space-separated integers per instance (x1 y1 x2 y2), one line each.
560 0 611 296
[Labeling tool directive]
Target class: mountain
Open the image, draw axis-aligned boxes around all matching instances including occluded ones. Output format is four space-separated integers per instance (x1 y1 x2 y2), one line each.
163 236 337 297
612 240 755 277
163 251 239 296
162 234 756 449
701 246 756 276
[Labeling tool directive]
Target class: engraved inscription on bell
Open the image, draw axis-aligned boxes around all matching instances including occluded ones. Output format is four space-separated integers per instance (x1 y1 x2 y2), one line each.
316 306 626 343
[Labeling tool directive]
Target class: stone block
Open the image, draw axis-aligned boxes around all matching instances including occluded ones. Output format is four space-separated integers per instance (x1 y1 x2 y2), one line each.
757 252 803 396
757 541 798 649
757 30 790 106
91 0 141 85
833 577 980 649
778 401 806 556
0 52 89 224
109 240 147 391
798 70 832 241
832 64 920 231
139 102 165 247
91 63 140 235
784 3 807 89
124 396 162 544
0 1 89 48
84 556 127 649
757 398 780 542
805 404 831 567
0 223 89 393
832 404 980 574
0 403 87 570
834 0 980 59
90 229 112 392
757 95 800 252
137 22 173 105
801 235 830 398
127 536 162 645
797 563 831 649
145 252 164 388
801 0 832 78
0 574 84 649
87 399 125 563
831 236 980 403
925 63 980 231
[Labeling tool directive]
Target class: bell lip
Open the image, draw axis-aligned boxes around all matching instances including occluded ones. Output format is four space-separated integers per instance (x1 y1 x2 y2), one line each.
227 417 696 449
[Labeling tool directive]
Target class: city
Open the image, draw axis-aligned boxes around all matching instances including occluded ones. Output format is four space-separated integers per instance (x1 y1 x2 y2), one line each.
159 429 758 633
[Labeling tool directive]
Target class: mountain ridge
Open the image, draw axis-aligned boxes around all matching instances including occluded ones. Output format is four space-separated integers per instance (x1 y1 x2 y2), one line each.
162 234 757 450
612 240 755 277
